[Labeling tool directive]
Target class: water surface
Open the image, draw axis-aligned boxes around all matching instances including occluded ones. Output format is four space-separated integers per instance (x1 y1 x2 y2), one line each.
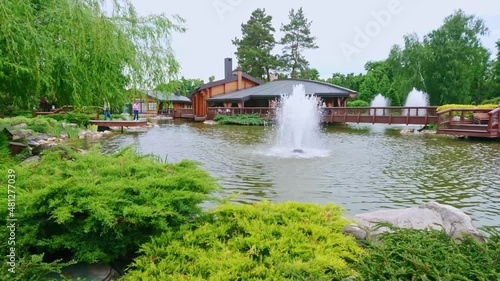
90 120 500 229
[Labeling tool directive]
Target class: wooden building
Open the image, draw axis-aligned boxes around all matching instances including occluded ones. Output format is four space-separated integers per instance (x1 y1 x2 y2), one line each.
205 79 358 108
136 90 192 116
189 58 264 118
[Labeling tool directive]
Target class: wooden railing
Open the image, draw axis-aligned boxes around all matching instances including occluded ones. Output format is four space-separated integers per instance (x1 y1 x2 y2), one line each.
489 107 500 135
436 107 499 137
178 108 193 118
33 105 74 117
436 108 496 128
207 106 439 125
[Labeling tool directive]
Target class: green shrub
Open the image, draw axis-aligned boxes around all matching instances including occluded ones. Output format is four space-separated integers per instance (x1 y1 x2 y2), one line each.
0 254 73 281
355 226 500 280
348 100 369 107
27 116 56 133
437 104 497 112
214 114 267 125
48 113 90 127
7 116 31 126
0 146 218 264
0 131 11 162
123 201 365 280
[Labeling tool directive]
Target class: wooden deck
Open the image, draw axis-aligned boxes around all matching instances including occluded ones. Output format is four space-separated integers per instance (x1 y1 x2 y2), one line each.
90 120 148 132
436 107 499 138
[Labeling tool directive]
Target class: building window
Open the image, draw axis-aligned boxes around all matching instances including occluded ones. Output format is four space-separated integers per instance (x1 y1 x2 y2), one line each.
141 103 147 112
184 104 192 109
148 102 157 111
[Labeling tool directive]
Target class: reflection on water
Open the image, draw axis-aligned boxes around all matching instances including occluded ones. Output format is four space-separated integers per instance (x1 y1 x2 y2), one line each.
93 120 499 229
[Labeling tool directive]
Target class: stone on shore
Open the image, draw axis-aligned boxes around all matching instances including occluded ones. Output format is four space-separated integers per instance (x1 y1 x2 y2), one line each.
344 202 484 242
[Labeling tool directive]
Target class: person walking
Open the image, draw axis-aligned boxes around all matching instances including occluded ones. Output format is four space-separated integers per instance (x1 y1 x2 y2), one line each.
133 101 140 121
103 100 113 120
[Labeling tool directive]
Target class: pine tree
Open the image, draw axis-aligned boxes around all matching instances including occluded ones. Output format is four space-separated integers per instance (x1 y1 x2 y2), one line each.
280 7 318 79
232 8 279 81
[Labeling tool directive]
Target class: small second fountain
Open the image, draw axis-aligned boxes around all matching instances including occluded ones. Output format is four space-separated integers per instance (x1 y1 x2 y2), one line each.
370 94 390 115
403 88 429 116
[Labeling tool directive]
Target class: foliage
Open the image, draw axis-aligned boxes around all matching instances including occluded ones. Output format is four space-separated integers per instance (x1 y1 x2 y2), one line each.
436 104 498 112
480 96 500 105
280 7 318 79
298 68 321 80
348 100 369 107
0 146 218 264
0 254 74 281
355 226 500 280
47 113 90 127
232 8 281 81
0 131 11 163
123 201 365 280
87 124 98 132
65 126 80 139
154 77 204 96
0 0 185 109
214 114 267 125
325 73 364 92
6 116 31 126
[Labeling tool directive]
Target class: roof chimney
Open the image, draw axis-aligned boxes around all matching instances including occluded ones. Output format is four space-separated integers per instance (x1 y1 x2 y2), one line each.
224 58 233 79
234 68 243 90
175 87 181 96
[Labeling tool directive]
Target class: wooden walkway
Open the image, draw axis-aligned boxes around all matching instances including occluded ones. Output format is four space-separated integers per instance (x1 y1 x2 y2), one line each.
90 120 148 132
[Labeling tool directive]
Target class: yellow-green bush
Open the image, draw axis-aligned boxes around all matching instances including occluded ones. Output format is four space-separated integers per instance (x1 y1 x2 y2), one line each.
436 104 498 119
123 201 365 280
436 104 497 112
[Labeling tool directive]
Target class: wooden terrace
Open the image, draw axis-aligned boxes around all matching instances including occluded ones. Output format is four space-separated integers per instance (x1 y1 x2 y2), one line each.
436 107 499 138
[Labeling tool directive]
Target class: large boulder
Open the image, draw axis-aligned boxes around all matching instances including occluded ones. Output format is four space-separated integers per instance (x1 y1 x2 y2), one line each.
344 202 484 242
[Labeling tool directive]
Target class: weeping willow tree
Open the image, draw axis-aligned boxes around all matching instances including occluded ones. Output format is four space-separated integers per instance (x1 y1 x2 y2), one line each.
0 0 185 109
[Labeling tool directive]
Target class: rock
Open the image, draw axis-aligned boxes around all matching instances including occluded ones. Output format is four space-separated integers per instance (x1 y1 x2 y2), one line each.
13 123 28 128
11 129 34 139
31 143 57 155
344 202 484 242
47 263 120 280
203 120 219 125
27 134 52 146
61 123 78 128
400 128 415 135
20 156 41 165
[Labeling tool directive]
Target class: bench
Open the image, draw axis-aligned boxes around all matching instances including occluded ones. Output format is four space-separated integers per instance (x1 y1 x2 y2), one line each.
473 113 490 124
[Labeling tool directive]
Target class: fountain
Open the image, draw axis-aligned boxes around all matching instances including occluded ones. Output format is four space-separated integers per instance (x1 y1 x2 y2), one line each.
403 88 429 116
370 94 390 115
268 84 326 158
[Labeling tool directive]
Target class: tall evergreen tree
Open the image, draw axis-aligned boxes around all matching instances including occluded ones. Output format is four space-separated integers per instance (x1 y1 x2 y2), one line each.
280 7 318 79
232 8 279 81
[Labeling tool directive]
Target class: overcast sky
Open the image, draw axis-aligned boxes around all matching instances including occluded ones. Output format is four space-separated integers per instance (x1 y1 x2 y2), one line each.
129 0 500 82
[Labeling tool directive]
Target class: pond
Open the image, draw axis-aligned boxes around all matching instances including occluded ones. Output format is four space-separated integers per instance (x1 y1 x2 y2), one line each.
87 119 500 229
